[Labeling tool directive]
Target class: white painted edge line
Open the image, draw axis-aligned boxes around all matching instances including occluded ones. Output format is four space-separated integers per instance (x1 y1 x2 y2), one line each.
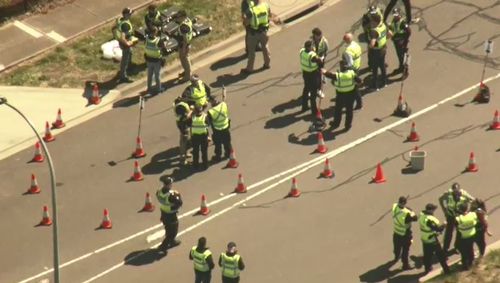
17 72 500 283
13 21 44 38
78 74 500 283
46 31 67 43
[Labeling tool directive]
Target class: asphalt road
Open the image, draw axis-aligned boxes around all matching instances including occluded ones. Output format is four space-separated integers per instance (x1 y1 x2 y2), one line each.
1 0 499 282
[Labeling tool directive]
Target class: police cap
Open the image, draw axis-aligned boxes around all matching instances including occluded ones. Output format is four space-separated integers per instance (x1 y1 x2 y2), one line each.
451 182 460 191
425 203 437 211
160 175 173 185
398 196 407 205
393 8 401 16
122 7 133 16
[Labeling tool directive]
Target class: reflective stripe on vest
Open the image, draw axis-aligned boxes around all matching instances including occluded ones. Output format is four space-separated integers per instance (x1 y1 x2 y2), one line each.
157 190 174 213
115 19 133 40
221 253 241 278
392 204 413 236
178 18 193 43
174 102 190 121
192 113 208 135
345 41 362 70
334 70 356 93
299 48 319 72
145 37 161 59
250 3 269 30
391 19 406 36
456 212 477 239
372 23 387 49
147 11 162 26
208 102 229 130
419 213 440 244
446 191 469 217
190 80 207 107
191 246 211 272
315 37 328 58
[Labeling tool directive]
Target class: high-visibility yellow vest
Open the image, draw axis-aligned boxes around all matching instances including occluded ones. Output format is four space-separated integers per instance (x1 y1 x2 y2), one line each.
391 18 406 36
314 37 328 58
221 253 241 278
208 102 229 130
114 18 133 40
246 0 255 9
178 18 193 43
345 41 362 70
191 113 208 135
174 101 190 121
190 80 207 107
456 212 478 239
392 204 415 236
191 246 212 272
146 11 162 26
334 70 356 93
445 190 471 217
299 48 319 72
419 212 440 244
372 23 387 49
145 37 162 59
250 3 269 30
156 190 175 213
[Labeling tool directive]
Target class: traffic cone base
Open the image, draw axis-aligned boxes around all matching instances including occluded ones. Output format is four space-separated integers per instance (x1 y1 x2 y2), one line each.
490 110 500 130
320 158 334 178
131 161 144 181
141 193 155 212
100 209 112 229
226 149 239 168
132 136 146 158
27 174 41 194
234 174 247 193
43 121 55 142
288 178 301 197
199 194 210 216
52 109 65 129
315 132 328 154
372 163 386 183
32 142 44 163
406 122 420 142
466 152 478 172
39 206 52 226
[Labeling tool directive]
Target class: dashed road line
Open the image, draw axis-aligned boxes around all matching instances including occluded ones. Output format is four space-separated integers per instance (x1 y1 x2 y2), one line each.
46 31 66 43
13 21 44 38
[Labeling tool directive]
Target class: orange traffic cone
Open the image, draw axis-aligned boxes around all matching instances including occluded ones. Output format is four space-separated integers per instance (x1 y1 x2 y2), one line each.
198 194 210 215
465 152 478 172
132 136 146 158
100 209 112 229
490 110 500 130
90 83 101 105
27 173 41 194
393 94 412 117
32 142 44 163
316 110 323 121
320 158 334 178
52 108 65 129
287 177 301 197
141 192 155 212
406 122 420 142
131 161 144 181
372 163 386 183
39 205 52 226
43 121 55 142
234 173 247 193
225 149 239 168
315 132 328 154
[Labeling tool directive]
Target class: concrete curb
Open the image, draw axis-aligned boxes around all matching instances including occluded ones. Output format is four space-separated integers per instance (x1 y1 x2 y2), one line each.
419 239 500 282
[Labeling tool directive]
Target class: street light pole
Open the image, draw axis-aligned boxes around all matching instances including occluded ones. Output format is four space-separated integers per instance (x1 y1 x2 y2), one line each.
0 97 60 283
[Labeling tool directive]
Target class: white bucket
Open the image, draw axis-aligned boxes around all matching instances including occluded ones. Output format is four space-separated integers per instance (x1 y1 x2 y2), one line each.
410 150 426 171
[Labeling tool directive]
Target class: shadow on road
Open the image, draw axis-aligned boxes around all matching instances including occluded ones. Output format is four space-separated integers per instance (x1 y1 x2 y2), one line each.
358 260 399 282
210 54 247 71
124 248 167 266
142 147 184 175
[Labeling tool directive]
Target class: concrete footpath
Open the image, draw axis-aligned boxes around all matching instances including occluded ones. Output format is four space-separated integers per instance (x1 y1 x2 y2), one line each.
0 0 324 160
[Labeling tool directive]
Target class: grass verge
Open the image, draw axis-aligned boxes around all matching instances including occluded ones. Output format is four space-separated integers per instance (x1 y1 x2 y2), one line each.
427 249 500 283
0 0 241 88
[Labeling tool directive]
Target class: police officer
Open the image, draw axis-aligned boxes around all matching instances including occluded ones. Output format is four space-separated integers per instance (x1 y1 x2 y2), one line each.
156 175 183 253
419 203 450 275
144 4 163 32
144 27 165 94
300 40 323 116
208 87 232 162
391 196 417 270
189 105 210 171
383 0 414 24
241 0 278 73
189 237 215 283
438 182 475 254
362 5 383 39
219 242 245 283
174 10 193 83
115 8 138 84
455 203 478 270
323 60 362 131
182 75 213 110
241 0 255 56
368 13 389 90
174 96 192 165
388 8 411 75
342 33 363 109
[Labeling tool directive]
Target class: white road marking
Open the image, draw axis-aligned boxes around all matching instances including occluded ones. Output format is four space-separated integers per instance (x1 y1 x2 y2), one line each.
79 74 500 283
13 21 43 38
46 31 66 43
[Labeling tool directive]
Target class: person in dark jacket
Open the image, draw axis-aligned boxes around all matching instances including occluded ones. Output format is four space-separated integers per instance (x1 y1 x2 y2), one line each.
470 199 493 257
189 237 215 283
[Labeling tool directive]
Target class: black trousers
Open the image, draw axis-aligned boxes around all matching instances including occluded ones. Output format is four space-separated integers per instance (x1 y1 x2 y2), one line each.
192 134 208 168
160 212 179 250
194 270 212 283
443 215 458 252
302 71 320 115
458 236 475 269
474 230 486 256
332 91 356 129
222 276 240 283
393 39 409 69
423 241 449 273
393 233 412 266
384 0 412 23
353 69 363 108
369 48 387 88
212 128 231 158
